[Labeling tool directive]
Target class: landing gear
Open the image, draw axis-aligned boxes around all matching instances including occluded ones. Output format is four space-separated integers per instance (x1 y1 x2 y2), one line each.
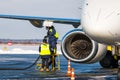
102 46 120 79
117 60 120 80
99 51 118 68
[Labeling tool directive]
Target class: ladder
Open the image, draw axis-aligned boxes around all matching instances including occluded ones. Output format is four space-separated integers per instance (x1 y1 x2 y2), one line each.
35 53 61 71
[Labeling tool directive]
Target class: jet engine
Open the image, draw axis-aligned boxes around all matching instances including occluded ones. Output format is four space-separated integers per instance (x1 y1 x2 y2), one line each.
61 29 107 63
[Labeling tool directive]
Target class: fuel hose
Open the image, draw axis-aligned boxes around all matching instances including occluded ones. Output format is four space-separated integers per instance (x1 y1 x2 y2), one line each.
0 55 40 70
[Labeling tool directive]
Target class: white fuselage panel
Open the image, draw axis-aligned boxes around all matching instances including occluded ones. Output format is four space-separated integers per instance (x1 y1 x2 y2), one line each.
81 0 120 45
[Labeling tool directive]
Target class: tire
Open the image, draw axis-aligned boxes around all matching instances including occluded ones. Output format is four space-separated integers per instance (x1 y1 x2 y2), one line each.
112 59 118 68
99 51 113 68
117 69 120 80
99 51 119 68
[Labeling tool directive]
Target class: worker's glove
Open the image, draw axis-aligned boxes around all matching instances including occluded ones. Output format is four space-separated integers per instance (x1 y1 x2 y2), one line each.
51 48 54 54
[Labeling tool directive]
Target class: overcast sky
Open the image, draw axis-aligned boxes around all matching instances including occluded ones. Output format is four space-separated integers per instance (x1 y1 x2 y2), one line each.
0 0 83 40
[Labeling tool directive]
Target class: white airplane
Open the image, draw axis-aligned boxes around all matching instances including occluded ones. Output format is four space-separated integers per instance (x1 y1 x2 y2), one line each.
0 0 120 69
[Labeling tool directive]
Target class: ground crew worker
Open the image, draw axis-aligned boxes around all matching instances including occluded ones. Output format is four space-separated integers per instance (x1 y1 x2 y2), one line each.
45 26 59 69
45 26 58 53
39 38 51 72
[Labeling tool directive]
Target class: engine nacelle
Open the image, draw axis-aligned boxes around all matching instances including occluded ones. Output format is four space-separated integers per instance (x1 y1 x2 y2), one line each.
29 20 44 28
61 29 107 63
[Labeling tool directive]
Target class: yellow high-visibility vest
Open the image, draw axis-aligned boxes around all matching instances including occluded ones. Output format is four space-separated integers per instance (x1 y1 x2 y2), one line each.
50 29 59 39
40 43 51 55
54 32 59 39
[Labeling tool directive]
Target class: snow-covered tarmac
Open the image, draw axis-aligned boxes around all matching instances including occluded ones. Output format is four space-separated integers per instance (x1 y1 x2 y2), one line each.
0 44 61 54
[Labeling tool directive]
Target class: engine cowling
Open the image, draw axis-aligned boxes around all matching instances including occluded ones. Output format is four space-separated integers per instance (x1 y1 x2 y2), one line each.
29 20 44 28
61 29 107 63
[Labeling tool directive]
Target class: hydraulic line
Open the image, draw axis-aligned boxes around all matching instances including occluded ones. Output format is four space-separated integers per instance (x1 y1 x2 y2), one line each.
0 55 40 70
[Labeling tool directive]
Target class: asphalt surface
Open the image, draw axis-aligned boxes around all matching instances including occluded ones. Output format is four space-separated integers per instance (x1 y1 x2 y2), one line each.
0 54 118 80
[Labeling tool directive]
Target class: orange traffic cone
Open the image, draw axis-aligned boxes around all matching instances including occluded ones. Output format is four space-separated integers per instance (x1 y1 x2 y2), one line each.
66 60 71 76
71 68 75 80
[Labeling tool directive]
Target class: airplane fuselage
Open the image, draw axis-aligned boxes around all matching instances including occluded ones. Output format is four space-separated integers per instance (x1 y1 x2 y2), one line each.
81 0 120 45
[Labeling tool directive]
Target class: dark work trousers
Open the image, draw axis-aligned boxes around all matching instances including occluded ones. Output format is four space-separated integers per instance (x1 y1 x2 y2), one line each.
48 56 56 67
48 47 57 67
48 36 57 52
41 58 49 68
41 56 50 68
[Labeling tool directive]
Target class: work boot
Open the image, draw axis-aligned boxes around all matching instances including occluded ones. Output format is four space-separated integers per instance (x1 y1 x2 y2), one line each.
51 68 55 72
46 68 49 72
40 68 44 72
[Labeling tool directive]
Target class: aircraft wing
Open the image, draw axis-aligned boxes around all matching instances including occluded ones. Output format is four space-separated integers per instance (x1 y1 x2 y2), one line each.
0 14 80 28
